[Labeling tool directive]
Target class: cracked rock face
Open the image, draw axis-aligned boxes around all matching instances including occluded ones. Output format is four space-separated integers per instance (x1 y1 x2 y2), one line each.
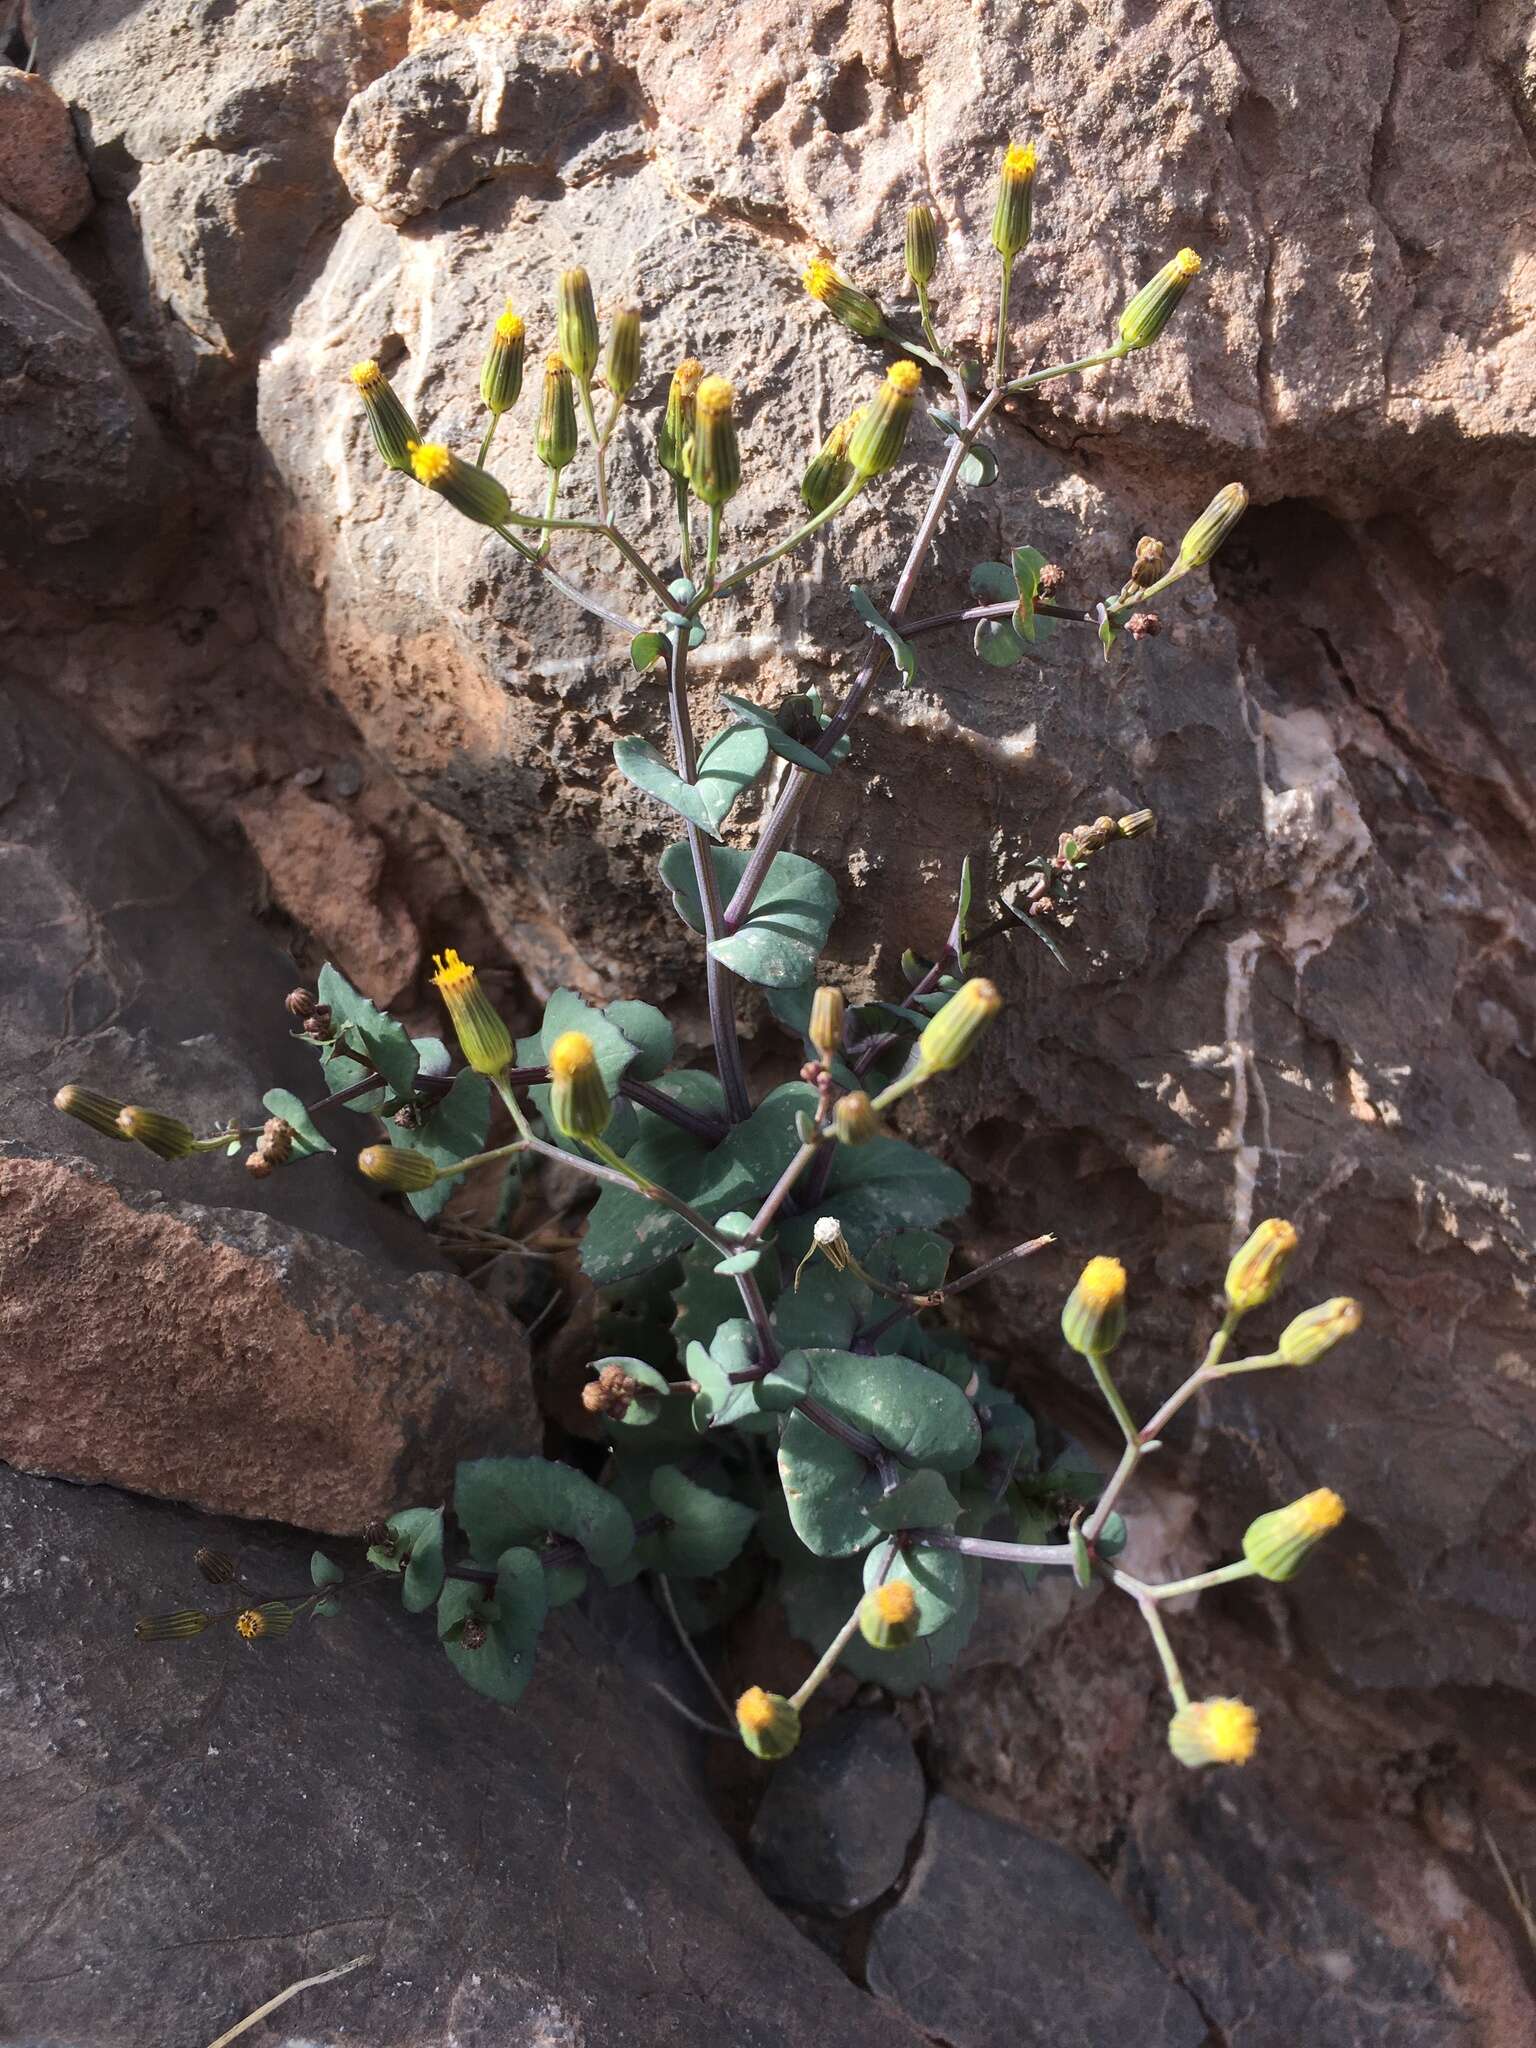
5 0 1536 1729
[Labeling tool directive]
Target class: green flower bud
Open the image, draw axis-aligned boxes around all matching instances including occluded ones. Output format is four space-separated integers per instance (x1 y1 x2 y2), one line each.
535 353 579 471
1242 1488 1346 1582
799 412 859 515
736 1686 801 1760
657 358 702 478
479 301 525 417
688 375 741 507
116 1106 197 1161
833 1091 880 1145
905 201 938 286
916 976 1002 1073
548 1030 613 1143
1168 1697 1258 1770
1061 1255 1127 1357
1176 482 1249 568
409 441 512 527
1277 1297 1362 1365
860 1579 920 1650
430 948 513 1078
557 266 600 383
846 360 922 480
1225 1218 1297 1315
1116 809 1156 838
604 304 642 401
809 985 846 1061
991 141 1037 260
134 1609 213 1642
53 1084 132 1141
358 1144 440 1193
348 358 419 473
802 260 885 339
194 1546 238 1584
1118 248 1202 350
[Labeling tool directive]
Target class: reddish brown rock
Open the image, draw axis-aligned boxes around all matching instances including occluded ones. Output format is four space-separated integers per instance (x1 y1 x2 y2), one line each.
0 65 91 240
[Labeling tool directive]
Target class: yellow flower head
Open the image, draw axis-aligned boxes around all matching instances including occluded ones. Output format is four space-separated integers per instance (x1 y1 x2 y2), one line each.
236 1609 265 1641
494 301 523 344
1173 247 1202 280
802 262 885 338
548 1030 597 1083
1298 1487 1345 1534
873 1580 917 1627
1225 1217 1298 1313
1243 1487 1347 1580
432 947 475 994
350 358 384 392
1061 1255 1128 1357
1004 141 1037 180
1169 1697 1258 1768
431 949 513 1078
803 259 839 304
1079 1256 1126 1309
737 1686 777 1735
735 1686 801 1759
886 359 922 396
695 374 733 422
409 441 453 487
673 357 704 395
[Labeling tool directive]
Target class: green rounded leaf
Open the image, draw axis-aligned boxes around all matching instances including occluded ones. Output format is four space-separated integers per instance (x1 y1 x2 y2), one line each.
455 1457 635 1570
262 1089 334 1157
717 693 833 776
310 1549 344 1587
596 1355 672 1430
605 1000 675 1082
795 1348 982 1471
696 724 771 830
614 736 721 838
402 1506 446 1613
863 1535 973 1638
659 843 837 990
438 1547 547 1705
777 1410 885 1557
641 1465 758 1578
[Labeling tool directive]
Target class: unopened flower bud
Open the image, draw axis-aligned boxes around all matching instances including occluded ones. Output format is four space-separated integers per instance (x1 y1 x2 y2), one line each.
1116 810 1156 839
846 359 922 479
1061 1254 1128 1357
802 260 885 339
116 1106 197 1161
409 441 512 527
860 1578 920 1649
349 358 419 473
557 266 600 383
809 986 846 1061
799 413 859 515
604 304 642 401
688 375 741 507
736 1686 801 1760
1177 482 1249 569
480 300 526 417
1131 535 1168 586
1277 1297 1362 1365
135 1609 212 1642
1168 1697 1258 1769
1118 247 1202 350
235 1603 295 1642
358 1144 440 1193
1242 1488 1346 1581
658 358 702 478
548 1030 613 1143
991 141 1037 260
285 988 316 1019
916 976 1002 1073
1225 1218 1297 1315
905 201 938 286
431 948 513 1078
53 1084 132 1141
536 352 579 470
833 1091 880 1146
194 1547 238 1585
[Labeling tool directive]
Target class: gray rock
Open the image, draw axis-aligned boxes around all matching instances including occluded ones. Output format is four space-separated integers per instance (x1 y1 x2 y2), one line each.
0 203 177 602
750 1708 926 1916
865 1794 1206 2048
0 1467 929 2048
334 31 623 226
0 674 536 1532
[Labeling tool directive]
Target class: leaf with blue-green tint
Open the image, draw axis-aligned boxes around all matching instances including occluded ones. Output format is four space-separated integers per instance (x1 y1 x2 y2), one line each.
776 1410 884 1556
849 584 917 688
455 1456 635 1570
864 1533 973 1636
386 1068 490 1221
614 736 720 837
261 1089 334 1157
717 692 832 775
580 1070 725 1283
793 1347 981 1471
438 1548 546 1705
696 724 770 831
659 843 836 990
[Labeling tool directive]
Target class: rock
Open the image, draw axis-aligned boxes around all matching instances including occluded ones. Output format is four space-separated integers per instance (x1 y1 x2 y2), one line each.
0 65 92 239
334 30 624 226
865 1794 1206 2048
749 1707 926 1916
0 1466 930 2048
0 203 177 603
236 782 420 1006
0 674 536 1531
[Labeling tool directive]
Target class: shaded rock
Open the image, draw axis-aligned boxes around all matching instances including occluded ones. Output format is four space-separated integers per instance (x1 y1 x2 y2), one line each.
750 1707 926 1916
0 1467 929 2048
334 30 623 226
0 674 536 1531
0 65 92 239
865 1793 1205 2048
0 204 177 602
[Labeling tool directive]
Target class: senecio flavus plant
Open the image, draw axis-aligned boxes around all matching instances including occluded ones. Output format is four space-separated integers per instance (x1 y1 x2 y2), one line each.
60 145 1359 1771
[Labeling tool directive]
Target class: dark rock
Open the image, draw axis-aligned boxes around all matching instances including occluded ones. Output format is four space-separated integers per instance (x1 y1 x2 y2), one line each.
0 1467 929 2048
0 675 536 1532
865 1794 1206 2048
750 1707 926 1916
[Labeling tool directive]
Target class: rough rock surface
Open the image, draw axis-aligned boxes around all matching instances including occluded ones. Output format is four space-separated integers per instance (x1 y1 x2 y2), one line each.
0 64 92 240
865 1794 1207 2048
749 1707 926 1916
0 675 536 1531
0 1467 930 2048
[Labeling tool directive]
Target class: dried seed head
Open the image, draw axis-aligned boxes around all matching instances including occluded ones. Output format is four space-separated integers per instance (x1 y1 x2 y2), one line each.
285 988 316 1018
